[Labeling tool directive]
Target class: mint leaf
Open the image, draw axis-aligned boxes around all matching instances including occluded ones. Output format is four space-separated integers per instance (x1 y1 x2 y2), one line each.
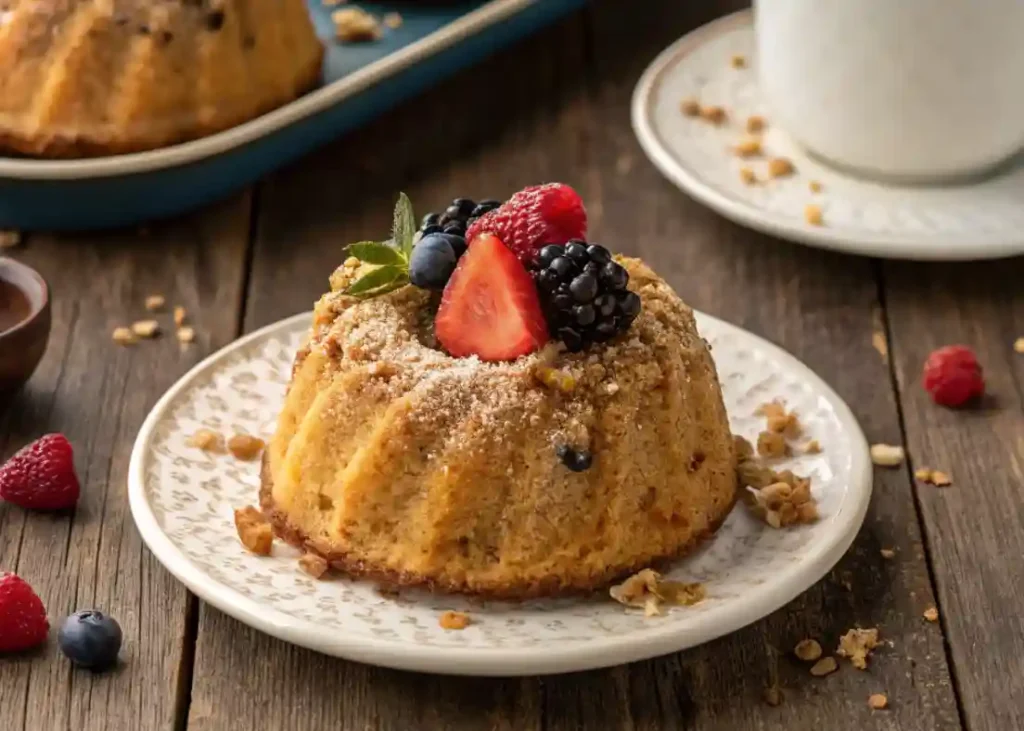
347 241 406 266
345 265 407 297
392 192 416 258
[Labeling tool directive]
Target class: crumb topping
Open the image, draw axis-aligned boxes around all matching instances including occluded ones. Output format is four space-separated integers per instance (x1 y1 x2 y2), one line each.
735 436 819 528
837 627 880 670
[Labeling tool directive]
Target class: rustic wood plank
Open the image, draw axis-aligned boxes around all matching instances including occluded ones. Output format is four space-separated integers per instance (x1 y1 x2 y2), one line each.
189 1 962 729
882 258 1024 731
0 195 251 731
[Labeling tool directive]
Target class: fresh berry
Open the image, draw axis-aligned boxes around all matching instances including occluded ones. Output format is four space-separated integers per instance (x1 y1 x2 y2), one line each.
0 434 80 511
435 233 549 362
556 445 593 472
58 610 122 671
0 573 49 653
923 345 984 407
417 197 498 263
531 241 640 352
410 233 458 291
466 183 587 264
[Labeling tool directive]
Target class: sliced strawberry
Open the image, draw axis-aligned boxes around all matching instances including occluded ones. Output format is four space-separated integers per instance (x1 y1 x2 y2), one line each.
436 233 549 361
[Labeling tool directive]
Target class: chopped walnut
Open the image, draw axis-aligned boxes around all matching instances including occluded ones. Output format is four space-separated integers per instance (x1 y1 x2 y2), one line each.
132 320 160 338
746 115 766 133
112 327 137 345
734 137 762 157
188 428 226 454
880 548 896 559
870 443 905 467
739 167 757 185
333 7 381 42
609 568 705 617
439 610 471 630
383 11 402 28
809 656 838 677
1015 337 1024 354
730 54 746 68
804 204 824 226
915 468 952 486
234 506 273 555
534 365 576 393
923 606 939 623
298 553 329 579
699 105 727 125
0 230 22 248
228 434 265 461
743 465 818 529
837 627 880 670
868 693 889 710
809 180 823 193
145 295 166 312
759 401 801 439
680 98 701 117
176 326 196 344
794 638 823 661
173 306 188 327
757 431 789 458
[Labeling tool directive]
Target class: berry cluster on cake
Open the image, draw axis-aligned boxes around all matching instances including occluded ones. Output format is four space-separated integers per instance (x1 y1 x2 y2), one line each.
260 183 738 598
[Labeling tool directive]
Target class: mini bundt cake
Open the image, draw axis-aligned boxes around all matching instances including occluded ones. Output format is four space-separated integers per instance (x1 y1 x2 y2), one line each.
260 185 738 597
0 0 323 158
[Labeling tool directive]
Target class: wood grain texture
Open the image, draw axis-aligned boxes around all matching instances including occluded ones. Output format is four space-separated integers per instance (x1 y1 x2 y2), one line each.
0 196 251 731
882 258 1024 731
186 1 963 729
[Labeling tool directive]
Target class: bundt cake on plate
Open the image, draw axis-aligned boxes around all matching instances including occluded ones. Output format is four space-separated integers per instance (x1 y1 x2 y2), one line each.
0 0 323 158
261 184 738 597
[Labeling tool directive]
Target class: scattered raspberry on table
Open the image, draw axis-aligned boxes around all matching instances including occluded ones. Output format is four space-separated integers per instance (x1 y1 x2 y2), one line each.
0 433 81 510
0 573 49 653
922 345 984 408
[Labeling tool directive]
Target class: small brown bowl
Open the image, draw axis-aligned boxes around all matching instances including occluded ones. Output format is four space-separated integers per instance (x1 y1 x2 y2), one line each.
0 258 51 398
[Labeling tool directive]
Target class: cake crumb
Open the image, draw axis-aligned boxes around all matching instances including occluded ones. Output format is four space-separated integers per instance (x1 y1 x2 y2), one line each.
0 230 21 248
333 7 381 42
837 627 880 670
234 506 273 556
439 610 471 630
534 365 576 393
923 606 939 622
228 434 265 461
173 306 188 327
746 115 765 133
758 401 802 439
880 548 896 559
762 686 784 707
870 443 905 467
176 326 196 344
383 11 402 29
1014 337 1024 354
809 656 838 677
739 167 757 185
868 693 889 710
699 105 727 125
145 295 166 312
804 204 824 226
872 331 889 360
187 428 226 454
734 137 762 157
112 327 137 345
730 54 746 68
680 98 701 117
299 553 329 579
610 568 705 617
132 319 160 338
794 638 823 662
809 180 823 193
768 157 795 178
757 430 789 458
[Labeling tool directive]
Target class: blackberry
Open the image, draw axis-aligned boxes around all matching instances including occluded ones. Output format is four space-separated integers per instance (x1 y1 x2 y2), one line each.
417 196 502 256
531 242 640 351
556 445 593 472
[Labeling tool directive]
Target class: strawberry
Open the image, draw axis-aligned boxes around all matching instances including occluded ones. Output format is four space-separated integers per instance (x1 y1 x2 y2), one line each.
0 573 49 653
923 345 984 408
465 183 586 265
0 434 81 511
435 233 549 361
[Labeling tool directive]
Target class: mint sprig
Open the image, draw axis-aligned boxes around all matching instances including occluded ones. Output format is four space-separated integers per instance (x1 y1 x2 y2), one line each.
343 194 416 299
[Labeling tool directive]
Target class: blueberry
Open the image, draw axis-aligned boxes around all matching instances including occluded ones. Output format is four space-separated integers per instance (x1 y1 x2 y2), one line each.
452 198 476 216
549 257 577 281
599 262 629 291
593 319 618 341
537 268 561 293
471 200 500 217
617 291 641 319
421 224 443 236
421 212 440 229
410 233 458 291
594 293 616 317
573 304 596 326
443 222 465 236
565 241 589 263
586 244 611 264
569 273 598 303
556 445 593 472
557 326 586 352
553 293 575 312
538 245 565 268
58 610 122 672
444 204 467 222
445 233 467 258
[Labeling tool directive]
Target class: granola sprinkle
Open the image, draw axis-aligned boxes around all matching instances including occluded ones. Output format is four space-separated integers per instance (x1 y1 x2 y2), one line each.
112 327 137 345
804 204 824 226
333 6 381 42
699 105 727 125
746 115 765 133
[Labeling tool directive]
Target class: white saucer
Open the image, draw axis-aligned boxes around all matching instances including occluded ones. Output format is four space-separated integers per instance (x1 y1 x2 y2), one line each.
632 10 1024 261
128 311 871 676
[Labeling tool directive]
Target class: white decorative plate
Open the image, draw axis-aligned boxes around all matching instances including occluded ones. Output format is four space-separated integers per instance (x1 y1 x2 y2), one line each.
632 10 1024 261
129 311 871 676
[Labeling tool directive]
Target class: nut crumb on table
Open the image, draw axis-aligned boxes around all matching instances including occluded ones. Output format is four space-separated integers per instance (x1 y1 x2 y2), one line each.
1015 337 1024 354
915 468 952 486
868 693 889 710
234 506 273 556
112 327 137 345
610 568 705 617
794 638 823 661
299 553 329 579
187 428 226 454
132 319 160 338
762 686 784 707
880 548 896 559
228 434 266 461
809 656 838 677
439 611 471 630
145 294 166 312
837 627 880 670
176 326 196 344
333 7 381 42
383 11 402 29
923 606 939 622
870 443 905 467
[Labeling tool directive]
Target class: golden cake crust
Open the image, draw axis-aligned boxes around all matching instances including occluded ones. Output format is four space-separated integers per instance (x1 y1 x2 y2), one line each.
264 256 738 597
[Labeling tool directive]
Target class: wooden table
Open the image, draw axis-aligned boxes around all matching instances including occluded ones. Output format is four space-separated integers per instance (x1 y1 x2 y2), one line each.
2 2 1022 729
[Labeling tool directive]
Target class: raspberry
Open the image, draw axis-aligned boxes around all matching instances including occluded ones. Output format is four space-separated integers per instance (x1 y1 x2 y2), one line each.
465 183 586 265
923 345 984 407
0 573 49 653
0 434 81 510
